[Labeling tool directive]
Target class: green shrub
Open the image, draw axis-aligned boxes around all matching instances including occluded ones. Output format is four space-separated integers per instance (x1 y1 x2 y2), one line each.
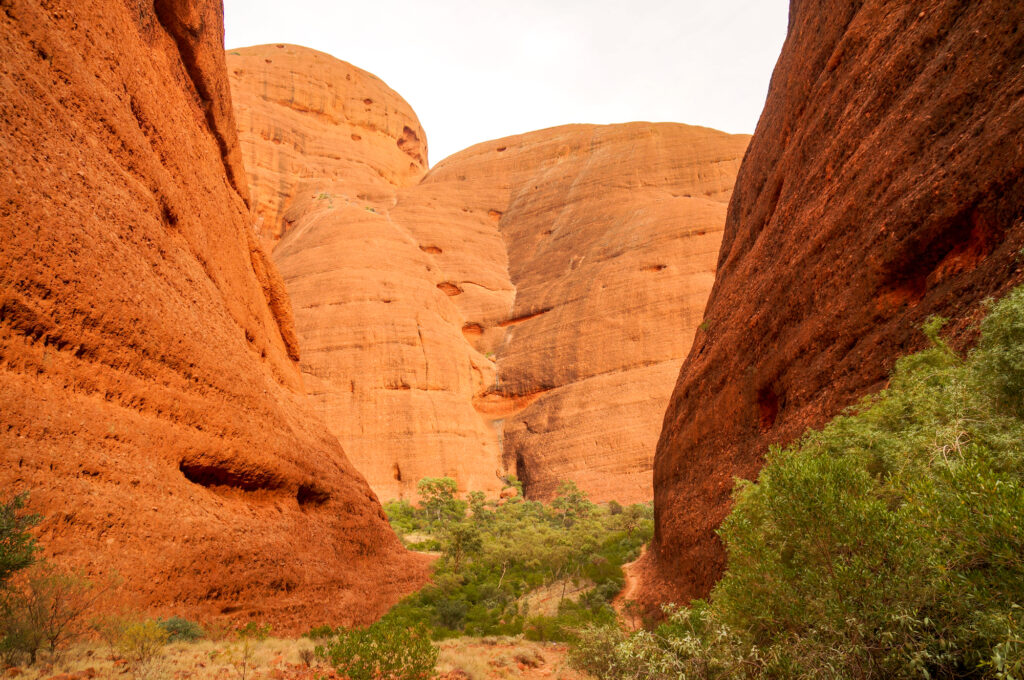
303 624 335 640
317 618 437 680
570 286 1024 679
381 478 652 641
156 616 203 642
0 492 39 585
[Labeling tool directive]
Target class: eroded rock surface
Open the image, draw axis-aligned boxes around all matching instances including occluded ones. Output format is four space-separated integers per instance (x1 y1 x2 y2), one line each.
638 0 1024 608
0 2 427 630
409 125 748 503
228 44 427 246
230 46 749 503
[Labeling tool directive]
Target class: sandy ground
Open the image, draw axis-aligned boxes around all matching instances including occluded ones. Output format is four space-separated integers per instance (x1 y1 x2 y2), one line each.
613 545 647 631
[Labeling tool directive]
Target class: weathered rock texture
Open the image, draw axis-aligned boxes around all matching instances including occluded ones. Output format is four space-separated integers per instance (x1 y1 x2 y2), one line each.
0 2 426 631
230 46 749 503
227 45 427 245
410 125 748 503
638 0 1024 608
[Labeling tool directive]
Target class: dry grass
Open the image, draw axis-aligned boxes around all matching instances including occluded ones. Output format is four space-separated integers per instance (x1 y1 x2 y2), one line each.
436 636 588 680
5 637 320 680
518 579 593 618
4 636 589 680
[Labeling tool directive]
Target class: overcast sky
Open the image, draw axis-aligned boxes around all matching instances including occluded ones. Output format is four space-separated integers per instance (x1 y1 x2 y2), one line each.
224 0 790 165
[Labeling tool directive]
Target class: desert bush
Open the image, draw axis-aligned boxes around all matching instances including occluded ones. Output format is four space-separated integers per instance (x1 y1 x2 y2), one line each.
155 615 204 642
214 622 271 680
303 624 335 641
117 620 169 680
570 286 1024 679
298 646 316 667
0 563 99 665
92 612 132 658
317 617 437 680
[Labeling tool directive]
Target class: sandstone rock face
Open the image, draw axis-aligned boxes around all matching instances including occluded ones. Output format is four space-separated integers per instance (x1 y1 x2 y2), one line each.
227 45 427 245
409 125 748 503
639 0 1024 608
0 1 426 630
230 46 749 504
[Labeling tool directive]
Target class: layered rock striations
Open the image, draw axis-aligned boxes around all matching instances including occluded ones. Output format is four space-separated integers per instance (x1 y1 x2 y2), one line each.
0 2 427 630
639 0 1024 607
230 46 749 503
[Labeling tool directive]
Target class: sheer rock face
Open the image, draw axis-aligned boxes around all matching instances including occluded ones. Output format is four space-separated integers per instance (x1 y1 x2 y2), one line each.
227 45 427 244
413 125 749 503
0 2 427 631
638 0 1024 608
230 46 749 504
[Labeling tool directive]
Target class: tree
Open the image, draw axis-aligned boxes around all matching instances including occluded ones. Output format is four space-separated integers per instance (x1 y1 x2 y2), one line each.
416 477 463 523
467 490 488 519
551 481 592 526
442 523 482 571
1 564 101 664
0 492 39 585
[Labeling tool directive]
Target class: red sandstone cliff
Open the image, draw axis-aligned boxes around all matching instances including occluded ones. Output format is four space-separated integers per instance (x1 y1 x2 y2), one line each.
638 0 1024 607
0 1 427 630
229 46 749 503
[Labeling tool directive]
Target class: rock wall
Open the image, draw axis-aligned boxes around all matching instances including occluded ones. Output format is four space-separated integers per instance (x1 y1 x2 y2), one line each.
230 46 749 503
0 1 427 631
227 45 427 245
639 0 1024 607
409 125 748 503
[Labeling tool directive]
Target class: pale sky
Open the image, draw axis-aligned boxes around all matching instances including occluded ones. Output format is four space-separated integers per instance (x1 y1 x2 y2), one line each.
224 0 789 164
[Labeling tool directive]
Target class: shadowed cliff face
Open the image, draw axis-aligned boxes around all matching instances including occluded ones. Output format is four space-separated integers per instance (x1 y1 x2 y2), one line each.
637 0 1024 608
0 3 427 631
230 45 749 504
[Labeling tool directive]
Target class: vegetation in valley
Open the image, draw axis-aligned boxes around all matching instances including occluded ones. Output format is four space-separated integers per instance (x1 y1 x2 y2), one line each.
570 286 1024 679
336 477 652 642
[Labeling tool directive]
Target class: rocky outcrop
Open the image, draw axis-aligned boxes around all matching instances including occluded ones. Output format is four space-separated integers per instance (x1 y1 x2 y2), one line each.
227 45 427 245
230 46 749 503
409 125 748 503
0 2 427 630
638 0 1024 607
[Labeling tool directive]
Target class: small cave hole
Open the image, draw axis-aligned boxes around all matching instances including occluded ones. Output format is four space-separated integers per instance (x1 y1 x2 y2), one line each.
159 198 178 227
514 450 531 498
756 386 781 432
392 462 402 482
179 460 282 492
437 282 463 296
297 483 330 508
